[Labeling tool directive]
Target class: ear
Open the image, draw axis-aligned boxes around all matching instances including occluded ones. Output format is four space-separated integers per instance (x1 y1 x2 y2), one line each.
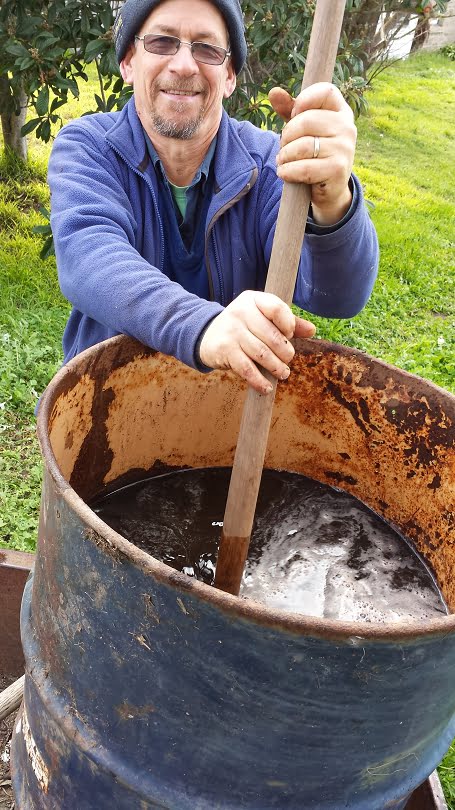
223 61 236 100
120 44 135 85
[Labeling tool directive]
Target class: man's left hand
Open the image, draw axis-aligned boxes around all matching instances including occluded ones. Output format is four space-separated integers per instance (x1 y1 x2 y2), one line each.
269 82 356 226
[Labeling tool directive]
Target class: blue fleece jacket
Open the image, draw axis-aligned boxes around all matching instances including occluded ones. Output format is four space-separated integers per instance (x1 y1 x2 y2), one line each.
48 98 379 370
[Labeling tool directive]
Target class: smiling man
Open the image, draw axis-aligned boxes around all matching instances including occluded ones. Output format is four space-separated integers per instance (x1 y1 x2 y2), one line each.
48 0 379 395
123 4 235 144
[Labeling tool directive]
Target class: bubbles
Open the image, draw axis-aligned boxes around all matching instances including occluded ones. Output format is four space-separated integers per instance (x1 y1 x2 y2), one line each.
91 468 447 623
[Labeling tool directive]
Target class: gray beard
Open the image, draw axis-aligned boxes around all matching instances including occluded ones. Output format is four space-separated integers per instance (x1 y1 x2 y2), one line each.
151 109 206 140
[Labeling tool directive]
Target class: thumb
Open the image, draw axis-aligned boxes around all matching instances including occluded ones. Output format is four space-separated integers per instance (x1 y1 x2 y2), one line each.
268 87 295 123
294 316 316 339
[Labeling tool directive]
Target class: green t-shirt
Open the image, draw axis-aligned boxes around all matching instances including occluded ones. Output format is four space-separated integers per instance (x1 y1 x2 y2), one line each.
169 182 190 218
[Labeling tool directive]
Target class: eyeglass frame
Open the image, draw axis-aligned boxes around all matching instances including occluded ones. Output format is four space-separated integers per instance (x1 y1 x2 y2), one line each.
134 34 231 66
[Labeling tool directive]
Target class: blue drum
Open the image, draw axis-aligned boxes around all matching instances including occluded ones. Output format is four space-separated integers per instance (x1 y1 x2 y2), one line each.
11 336 455 809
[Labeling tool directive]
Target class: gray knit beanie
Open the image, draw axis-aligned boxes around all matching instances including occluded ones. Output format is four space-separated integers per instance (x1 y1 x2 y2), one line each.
113 0 247 74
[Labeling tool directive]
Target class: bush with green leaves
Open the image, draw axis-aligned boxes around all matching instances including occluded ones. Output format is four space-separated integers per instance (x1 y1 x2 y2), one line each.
441 43 455 61
231 0 449 126
0 0 450 157
228 0 369 127
0 0 131 154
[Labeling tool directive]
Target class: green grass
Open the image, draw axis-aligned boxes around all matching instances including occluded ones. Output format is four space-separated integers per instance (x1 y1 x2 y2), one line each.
0 50 454 803
0 150 69 550
298 52 455 392
440 744 455 809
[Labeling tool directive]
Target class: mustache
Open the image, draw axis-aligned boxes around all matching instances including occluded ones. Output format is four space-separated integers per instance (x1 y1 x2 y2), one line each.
158 82 206 93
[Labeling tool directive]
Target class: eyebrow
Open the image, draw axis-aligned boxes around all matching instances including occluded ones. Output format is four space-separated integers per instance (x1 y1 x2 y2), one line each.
148 23 225 43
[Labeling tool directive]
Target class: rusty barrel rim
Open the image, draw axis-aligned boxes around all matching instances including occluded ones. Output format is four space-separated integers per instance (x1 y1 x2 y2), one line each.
37 335 455 643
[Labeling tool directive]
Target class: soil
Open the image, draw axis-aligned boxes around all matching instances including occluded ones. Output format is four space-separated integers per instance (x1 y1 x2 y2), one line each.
0 675 16 810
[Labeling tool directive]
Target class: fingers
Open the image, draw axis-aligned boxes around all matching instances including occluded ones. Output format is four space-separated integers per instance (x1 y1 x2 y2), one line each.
280 109 354 147
269 83 353 124
268 86 294 123
220 345 277 395
293 82 351 115
253 291 296 340
277 154 350 187
271 83 357 202
277 108 357 177
277 126 355 186
239 330 291 381
294 316 317 339
198 291 316 395
277 132 337 169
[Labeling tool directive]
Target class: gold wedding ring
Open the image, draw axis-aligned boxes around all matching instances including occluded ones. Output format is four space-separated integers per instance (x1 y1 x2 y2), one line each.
312 136 321 159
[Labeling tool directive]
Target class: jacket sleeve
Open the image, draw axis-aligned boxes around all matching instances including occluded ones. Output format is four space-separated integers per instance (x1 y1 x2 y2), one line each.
257 168 379 318
48 123 223 369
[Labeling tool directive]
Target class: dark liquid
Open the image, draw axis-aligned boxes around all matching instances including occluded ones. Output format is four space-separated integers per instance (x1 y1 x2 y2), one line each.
91 468 447 622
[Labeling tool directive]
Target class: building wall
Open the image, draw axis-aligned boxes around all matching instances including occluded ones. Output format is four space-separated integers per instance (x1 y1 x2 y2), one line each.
425 0 455 50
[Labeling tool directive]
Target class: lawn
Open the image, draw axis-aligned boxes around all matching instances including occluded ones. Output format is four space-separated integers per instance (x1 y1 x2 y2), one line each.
299 52 455 391
0 49 454 803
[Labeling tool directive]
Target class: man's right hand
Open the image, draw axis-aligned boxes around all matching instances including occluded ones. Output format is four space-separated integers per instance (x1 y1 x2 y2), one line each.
198 290 316 395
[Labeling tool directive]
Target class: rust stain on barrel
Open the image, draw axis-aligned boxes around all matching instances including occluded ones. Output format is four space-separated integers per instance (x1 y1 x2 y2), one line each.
116 701 155 720
275 340 455 610
37 335 455 623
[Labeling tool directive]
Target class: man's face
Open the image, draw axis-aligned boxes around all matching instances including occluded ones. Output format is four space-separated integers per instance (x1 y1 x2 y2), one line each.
120 0 236 141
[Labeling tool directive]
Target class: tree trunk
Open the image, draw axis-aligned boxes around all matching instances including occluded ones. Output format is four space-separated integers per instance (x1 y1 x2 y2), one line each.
410 16 431 52
0 78 28 161
342 2 383 65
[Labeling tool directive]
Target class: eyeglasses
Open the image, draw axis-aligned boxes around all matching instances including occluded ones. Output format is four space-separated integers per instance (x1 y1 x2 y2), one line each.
135 34 231 66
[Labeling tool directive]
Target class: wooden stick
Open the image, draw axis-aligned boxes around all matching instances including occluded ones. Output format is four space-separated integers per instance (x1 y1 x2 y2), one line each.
214 0 348 595
0 675 24 722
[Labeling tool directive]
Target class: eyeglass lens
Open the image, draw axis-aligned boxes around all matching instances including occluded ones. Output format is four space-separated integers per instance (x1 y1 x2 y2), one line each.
142 34 228 65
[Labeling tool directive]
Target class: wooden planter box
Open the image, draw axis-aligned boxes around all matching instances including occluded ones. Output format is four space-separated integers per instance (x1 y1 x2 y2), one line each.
0 549 34 678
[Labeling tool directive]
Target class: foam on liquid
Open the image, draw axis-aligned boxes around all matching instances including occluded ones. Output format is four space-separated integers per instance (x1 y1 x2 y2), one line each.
91 468 447 622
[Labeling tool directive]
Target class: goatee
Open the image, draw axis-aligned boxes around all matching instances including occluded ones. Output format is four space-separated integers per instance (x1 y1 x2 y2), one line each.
151 109 206 140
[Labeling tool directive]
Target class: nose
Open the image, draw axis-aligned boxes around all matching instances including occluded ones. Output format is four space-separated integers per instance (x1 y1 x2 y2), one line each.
168 41 199 76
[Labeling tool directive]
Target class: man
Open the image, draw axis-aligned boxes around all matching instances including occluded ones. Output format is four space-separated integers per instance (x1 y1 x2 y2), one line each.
48 0 379 395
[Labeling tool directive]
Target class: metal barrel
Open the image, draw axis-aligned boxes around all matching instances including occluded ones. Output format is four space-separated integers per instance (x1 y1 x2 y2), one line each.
11 336 455 809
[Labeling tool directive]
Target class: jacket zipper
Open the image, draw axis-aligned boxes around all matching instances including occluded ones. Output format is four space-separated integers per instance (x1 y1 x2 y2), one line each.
108 139 258 307
205 168 258 305
211 230 224 304
105 139 166 272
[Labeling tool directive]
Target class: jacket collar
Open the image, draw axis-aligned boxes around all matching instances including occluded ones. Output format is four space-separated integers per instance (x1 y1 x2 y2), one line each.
213 109 257 192
104 97 256 191
104 97 150 171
